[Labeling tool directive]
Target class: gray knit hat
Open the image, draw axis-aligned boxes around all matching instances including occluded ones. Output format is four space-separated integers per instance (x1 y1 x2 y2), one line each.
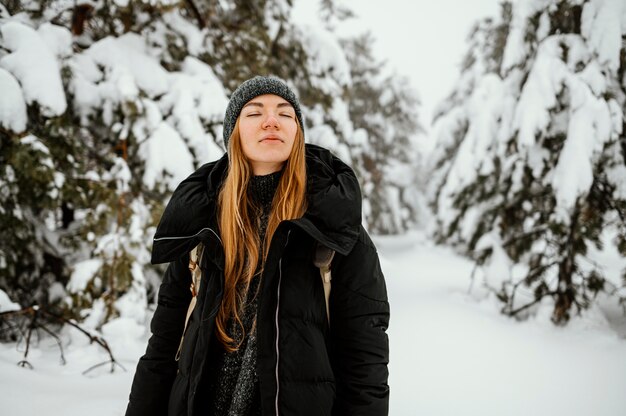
222 76 304 149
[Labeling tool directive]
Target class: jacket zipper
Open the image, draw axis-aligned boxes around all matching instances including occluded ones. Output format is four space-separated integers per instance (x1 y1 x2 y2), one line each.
274 229 291 415
153 227 222 244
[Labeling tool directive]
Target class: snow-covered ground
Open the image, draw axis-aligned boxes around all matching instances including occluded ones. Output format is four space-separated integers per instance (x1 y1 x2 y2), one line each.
1 232 625 415
378 232 626 416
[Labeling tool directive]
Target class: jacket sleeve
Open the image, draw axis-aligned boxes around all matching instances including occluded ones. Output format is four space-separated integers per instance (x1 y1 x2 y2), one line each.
330 227 390 416
125 254 192 416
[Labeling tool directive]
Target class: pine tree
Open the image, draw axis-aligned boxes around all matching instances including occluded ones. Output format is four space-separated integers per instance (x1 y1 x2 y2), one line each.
0 0 224 331
198 0 314 95
343 34 424 234
430 0 626 323
0 0 424 338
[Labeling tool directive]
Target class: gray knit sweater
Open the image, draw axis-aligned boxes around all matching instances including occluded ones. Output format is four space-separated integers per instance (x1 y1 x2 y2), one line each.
207 170 282 416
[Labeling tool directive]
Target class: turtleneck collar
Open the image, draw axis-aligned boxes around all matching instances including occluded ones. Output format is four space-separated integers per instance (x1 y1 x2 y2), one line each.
248 170 282 208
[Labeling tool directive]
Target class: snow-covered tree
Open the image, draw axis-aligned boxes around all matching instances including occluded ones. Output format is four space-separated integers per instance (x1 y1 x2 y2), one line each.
343 34 424 234
0 0 227 332
430 0 626 323
0 0 424 334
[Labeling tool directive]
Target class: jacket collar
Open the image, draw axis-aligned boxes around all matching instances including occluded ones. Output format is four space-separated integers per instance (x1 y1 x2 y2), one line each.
151 144 361 265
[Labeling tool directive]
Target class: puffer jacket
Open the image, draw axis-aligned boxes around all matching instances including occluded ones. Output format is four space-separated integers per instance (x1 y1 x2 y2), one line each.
125 144 390 416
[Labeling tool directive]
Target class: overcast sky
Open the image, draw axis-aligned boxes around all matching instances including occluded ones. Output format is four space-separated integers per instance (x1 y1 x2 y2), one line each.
294 0 502 134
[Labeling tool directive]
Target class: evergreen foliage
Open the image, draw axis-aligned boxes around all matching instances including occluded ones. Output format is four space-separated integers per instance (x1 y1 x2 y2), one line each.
0 0 423 333
343 34 423 233
430 0 626 323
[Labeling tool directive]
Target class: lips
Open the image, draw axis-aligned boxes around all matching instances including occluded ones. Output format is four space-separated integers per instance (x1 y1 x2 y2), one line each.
260 134 284 142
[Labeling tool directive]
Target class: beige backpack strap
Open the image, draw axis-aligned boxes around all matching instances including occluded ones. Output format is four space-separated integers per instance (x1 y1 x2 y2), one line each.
175 243 203 361
313 243 335 325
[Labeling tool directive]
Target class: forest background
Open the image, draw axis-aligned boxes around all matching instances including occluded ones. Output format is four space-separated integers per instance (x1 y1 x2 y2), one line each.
1 0 625 415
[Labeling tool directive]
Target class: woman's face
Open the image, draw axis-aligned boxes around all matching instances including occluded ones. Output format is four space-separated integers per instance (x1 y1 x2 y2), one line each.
238 94 298 175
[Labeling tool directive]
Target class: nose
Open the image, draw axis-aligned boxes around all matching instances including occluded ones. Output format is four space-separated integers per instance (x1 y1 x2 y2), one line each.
262 113 279 129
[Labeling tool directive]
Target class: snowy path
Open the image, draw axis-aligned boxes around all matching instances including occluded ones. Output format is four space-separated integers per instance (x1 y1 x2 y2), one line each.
1 233 626 415
376 232 626 416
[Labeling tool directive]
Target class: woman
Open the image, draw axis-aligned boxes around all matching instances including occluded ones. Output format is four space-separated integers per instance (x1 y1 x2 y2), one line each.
125 76 390 416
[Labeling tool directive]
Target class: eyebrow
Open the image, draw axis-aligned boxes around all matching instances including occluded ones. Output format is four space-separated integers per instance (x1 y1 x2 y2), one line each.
242 102 294 109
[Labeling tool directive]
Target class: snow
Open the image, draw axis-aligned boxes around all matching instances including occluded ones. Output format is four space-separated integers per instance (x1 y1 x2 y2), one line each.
434 72 509 230
37 23 73 59
305 106 352 163
0 20 67 116
0 1 624 414
475 229 513 288
297 23 352 93
181 56 228 121
0 288 20 312
68 55 104 122
551 76 612 216
581 0 626 73
513 37 564 150
377 232 626 416
509 34 615 217
19 135 55 171
384 161 417 188
20 134 50 154
70 34 227 165
501 0 546 72
113 263 148 324
436 0 625 231
450 74 504 187
0 67 27 132
139 121 195 191
607 162 626 200
162 11 205 56
307 123 341 150
67 259 103 293
329 98 353 141
111 157 132 195
160 59 228 163
265 0 291 41
1 232 625 415
82 33 169 99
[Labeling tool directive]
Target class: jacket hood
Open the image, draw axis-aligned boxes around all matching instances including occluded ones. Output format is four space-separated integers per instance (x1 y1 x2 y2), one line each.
151 144 362 264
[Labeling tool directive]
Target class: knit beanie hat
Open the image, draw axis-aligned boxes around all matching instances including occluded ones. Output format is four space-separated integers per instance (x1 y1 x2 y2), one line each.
222 76 304 149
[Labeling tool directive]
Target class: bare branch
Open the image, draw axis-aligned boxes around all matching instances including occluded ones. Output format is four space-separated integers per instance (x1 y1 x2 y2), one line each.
505 291 558 316
185 0 205 28
1 306 123 374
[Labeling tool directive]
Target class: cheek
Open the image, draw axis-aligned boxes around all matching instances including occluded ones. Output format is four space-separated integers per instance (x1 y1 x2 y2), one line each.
286 124 298 144
240 139 257 161
238 122 253 142
238 124 255 148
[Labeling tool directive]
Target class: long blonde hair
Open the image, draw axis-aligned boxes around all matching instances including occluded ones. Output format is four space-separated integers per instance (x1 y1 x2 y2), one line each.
216 117 307 352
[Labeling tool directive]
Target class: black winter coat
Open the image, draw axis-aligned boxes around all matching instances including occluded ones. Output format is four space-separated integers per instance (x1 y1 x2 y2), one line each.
125 144 390 416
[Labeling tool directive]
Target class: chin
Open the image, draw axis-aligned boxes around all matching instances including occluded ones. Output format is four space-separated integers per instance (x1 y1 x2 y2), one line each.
256 152 290 163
